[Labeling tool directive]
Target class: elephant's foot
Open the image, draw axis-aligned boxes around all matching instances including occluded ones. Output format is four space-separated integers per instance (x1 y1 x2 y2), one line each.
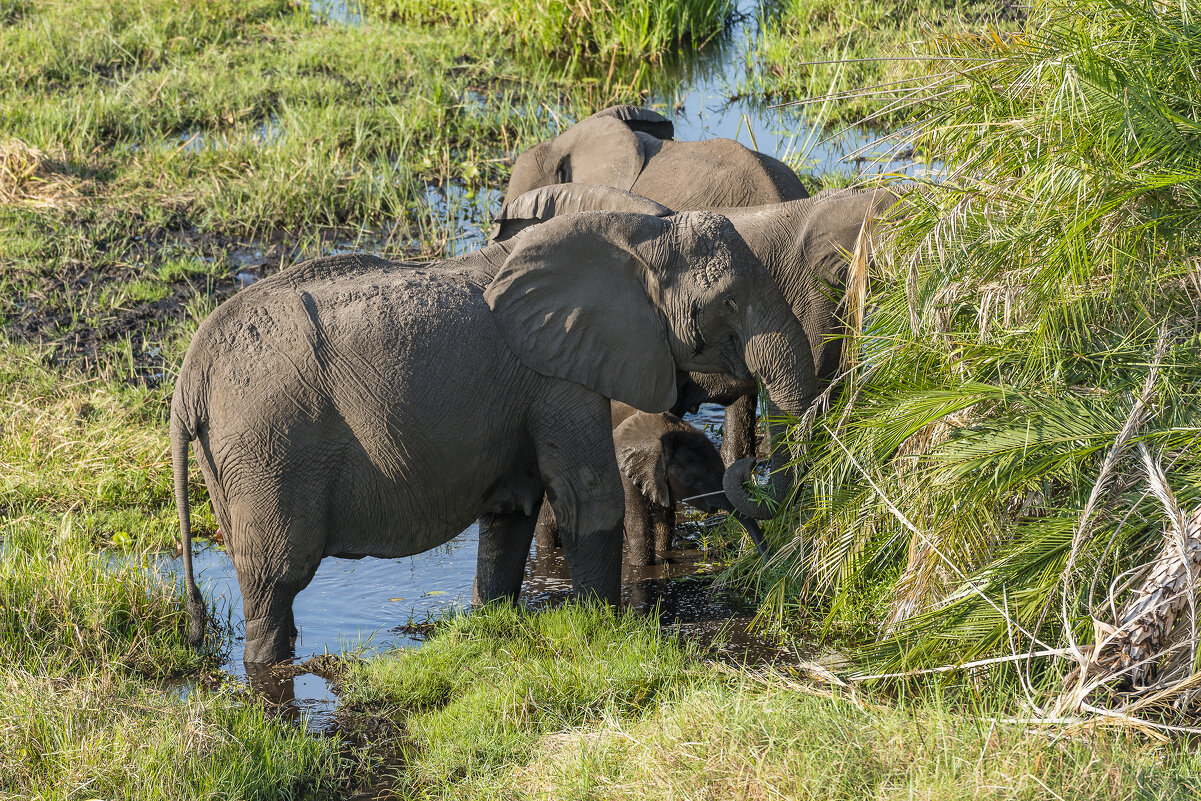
243 614 296 665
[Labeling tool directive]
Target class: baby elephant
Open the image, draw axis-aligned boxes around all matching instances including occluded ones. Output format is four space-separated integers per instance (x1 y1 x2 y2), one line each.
536 402 761 566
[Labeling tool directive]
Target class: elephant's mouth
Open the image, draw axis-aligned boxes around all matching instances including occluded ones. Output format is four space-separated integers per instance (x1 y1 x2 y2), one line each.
689 299 706 356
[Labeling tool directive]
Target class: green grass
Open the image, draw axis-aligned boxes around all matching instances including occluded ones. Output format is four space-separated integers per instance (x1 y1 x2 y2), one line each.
0 343 216 552
339 602 702 795
0 0 634 374
750 0 1026 126
364 0 735 64
0 501 209 678
743 0 1201 681
505 678 1201 800
331 605 1201 800
0 666 345 800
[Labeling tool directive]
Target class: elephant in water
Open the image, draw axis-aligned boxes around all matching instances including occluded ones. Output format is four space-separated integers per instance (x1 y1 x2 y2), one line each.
494 184 901 515
172 210 817 664
535 401 768 566
503 105 809 211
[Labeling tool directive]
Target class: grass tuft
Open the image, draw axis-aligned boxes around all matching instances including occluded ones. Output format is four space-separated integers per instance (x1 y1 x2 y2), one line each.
341 602 702 794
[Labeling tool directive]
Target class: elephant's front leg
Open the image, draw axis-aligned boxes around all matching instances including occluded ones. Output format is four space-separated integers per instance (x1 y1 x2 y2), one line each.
533 496 561 554
533 388 624 604
622 474 655 567
473 510 537 604
652 503 674 556
720 393 758 466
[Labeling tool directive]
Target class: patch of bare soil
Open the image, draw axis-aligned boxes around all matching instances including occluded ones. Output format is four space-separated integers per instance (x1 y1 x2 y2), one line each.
5 225 394 384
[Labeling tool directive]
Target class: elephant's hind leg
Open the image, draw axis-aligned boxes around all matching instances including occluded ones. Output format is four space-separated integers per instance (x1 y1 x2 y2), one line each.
473 511 537 604
226 500 325 665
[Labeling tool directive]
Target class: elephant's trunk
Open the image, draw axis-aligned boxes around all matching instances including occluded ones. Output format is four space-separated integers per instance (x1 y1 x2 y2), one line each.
722 285 814 523
696 480 772 560
742 297 817 419
721 412 797 532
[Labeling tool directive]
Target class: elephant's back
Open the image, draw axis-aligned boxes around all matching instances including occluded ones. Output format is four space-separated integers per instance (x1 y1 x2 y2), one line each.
182 259 541 556
636 138 808 209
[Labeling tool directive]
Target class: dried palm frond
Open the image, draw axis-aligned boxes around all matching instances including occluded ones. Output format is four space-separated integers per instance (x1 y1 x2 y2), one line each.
1054 441 1201 716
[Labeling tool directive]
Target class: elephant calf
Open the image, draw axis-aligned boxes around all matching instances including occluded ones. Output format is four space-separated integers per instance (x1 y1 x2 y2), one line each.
535 402 766 566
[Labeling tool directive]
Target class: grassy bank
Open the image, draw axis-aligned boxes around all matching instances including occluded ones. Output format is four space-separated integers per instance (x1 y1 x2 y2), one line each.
750 0 1026 125
338 603 1201 800
0 485 348 798
0 0 632 379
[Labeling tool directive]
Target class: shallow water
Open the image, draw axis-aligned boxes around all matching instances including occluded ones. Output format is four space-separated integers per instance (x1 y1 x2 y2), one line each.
644 1 925 180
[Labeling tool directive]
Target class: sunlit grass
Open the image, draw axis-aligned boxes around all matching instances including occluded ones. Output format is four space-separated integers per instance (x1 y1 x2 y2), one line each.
340 602 702 794
751 0 1026 125
365 0 735 64
0 666 344 800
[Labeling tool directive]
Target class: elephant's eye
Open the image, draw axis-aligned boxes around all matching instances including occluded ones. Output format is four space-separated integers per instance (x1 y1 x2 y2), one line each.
724 296 738 312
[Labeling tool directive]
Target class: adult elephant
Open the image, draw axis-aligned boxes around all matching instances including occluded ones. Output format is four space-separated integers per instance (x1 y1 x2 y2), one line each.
495 185 900 516
172 211 817 665
503 105 809 211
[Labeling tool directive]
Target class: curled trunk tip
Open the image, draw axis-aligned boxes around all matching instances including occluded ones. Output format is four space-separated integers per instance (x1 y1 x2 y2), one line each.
723 457 774 520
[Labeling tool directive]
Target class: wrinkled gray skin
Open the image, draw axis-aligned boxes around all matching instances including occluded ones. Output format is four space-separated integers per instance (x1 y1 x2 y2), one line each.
535 402 767 566
503 105 809 212
172 210 817 665
494 185 900 517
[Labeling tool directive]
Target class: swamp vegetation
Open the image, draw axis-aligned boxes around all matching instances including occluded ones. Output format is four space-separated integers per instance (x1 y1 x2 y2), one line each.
2 0 1201 797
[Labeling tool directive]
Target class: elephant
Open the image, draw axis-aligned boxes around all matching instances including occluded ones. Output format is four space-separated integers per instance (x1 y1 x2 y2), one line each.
494 184 901 516
503 105 809 212
171 210 817 664
534 401 768 566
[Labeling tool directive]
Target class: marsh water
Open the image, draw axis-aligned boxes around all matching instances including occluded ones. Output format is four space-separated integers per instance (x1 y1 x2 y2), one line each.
156 0 922 723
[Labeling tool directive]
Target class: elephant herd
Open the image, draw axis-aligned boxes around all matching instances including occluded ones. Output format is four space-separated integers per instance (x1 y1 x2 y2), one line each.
172 105 901 664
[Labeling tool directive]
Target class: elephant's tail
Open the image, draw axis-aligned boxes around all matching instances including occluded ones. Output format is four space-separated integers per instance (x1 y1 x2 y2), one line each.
170 402 207 648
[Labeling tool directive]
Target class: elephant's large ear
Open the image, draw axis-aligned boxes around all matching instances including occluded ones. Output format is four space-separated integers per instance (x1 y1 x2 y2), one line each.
613 414 670 507
587 105 675 140
484 213 677 412
556 116 648 192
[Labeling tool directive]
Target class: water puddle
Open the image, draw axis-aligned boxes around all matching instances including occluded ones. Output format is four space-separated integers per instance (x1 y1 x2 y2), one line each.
161 481 774 730
644 0 929 179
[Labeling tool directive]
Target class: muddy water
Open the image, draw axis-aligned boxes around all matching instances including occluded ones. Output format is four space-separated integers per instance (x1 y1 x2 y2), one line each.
161 0 912 720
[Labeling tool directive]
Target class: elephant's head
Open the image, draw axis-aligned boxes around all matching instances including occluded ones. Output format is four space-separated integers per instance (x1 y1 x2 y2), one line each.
504 106 674 206
483 210 817 418
613 411 725 510
613 410 771 559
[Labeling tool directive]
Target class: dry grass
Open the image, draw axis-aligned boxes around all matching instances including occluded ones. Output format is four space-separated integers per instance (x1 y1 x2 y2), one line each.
0 139 82 208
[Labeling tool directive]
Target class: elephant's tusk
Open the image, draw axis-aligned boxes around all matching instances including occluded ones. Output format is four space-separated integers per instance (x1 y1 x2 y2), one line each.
681 490 726 505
